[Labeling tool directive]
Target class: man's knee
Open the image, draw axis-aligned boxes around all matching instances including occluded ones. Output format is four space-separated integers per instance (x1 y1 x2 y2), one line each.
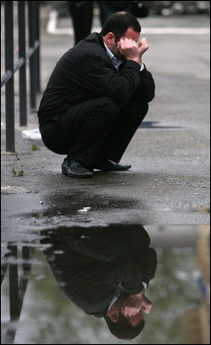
122 102 148 122
95 97 120 114
92 97 120 121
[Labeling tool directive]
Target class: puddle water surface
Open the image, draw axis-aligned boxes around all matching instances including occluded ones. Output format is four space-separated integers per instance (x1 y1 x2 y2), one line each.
1 224 210 344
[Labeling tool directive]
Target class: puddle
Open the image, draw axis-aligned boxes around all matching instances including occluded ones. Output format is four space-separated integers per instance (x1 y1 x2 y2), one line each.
1 224 210 344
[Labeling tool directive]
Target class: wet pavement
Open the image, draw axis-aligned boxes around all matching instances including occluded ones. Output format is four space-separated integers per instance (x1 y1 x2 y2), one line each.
1 4 210 344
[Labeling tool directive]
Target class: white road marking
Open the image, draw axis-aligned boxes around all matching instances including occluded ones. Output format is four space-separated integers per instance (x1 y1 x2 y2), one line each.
46 10 210 35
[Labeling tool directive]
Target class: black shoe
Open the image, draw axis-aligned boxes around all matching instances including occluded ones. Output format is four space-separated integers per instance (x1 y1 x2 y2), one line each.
94 159 131 172
62 159 93 178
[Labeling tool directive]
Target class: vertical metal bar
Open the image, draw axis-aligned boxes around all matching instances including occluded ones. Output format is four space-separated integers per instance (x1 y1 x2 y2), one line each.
5 1 15 152
1 262 9 284
3 244 34 345
35 1 41 93
8 245 19 321
18 1 27 126
28 1 37 110
18 246 32 310
4 244 20 344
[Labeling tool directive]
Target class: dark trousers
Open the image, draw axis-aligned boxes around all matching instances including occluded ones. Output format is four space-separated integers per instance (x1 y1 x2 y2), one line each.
40 97 148 167
98 1 132 26
67 1 93 45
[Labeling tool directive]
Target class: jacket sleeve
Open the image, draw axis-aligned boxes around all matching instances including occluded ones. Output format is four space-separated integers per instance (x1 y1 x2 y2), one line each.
129 65 155 103
112 256 145 295
141 247 157 286
68 52 142 105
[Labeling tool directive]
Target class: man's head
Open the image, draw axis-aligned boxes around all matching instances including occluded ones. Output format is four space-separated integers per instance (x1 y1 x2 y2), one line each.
104 312 145 340
104 291 152 340
101 12 141 58
101 11 141 41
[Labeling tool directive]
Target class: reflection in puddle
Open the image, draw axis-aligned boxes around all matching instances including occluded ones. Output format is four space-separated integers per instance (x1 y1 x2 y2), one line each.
1 225 210 344
41 225 157 340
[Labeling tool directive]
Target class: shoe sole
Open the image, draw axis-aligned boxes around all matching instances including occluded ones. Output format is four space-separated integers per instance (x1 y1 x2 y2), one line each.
95 166 131 172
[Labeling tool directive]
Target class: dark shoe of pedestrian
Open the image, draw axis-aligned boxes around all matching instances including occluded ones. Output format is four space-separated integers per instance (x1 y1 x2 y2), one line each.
94 159 131 171
62 159 93 178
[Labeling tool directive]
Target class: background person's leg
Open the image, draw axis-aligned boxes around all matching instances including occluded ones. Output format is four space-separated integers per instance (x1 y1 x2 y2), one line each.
67 1 93 44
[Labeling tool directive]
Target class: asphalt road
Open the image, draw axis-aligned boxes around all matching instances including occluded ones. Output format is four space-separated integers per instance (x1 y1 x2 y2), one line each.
1 10 210 244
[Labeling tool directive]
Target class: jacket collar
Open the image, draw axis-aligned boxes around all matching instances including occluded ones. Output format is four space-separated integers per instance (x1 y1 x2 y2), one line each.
84 32 125 69
84 32 106 50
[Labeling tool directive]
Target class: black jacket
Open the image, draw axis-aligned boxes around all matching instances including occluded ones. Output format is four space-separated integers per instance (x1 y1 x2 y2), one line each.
38 32 155 124
41 226 157 318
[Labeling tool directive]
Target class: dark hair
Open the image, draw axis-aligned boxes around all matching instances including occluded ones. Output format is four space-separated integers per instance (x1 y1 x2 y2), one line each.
100 11 141 41
104 313 145 340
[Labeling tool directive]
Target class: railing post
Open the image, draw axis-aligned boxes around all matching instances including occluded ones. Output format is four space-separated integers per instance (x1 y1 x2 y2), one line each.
5 1 15 152
28 1 37 111
9 245 19 321
1 1 41 151
35 1 41 93
18 1 27 126
2 243 34 344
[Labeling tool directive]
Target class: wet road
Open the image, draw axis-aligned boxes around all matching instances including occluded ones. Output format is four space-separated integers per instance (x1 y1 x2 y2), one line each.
1 5 210 345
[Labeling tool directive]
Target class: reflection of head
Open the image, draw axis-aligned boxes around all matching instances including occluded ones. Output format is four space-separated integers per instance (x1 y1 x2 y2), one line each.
41 225 157 322
104 313 145 340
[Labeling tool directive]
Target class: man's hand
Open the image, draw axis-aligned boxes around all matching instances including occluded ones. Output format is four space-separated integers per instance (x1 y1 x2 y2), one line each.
138 38 149 60
121 292 144 317
121 290 152 317
136 38 149 65
118 37 149 65
117 38 140 64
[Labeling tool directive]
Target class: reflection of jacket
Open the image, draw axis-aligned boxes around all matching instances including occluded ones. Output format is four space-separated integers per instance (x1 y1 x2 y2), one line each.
41 225 157 318
38 32 155 125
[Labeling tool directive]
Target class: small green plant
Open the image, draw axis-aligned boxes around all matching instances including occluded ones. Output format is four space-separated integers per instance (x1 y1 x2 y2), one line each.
31 144 40 151
12 167 24 177
15 152 20 160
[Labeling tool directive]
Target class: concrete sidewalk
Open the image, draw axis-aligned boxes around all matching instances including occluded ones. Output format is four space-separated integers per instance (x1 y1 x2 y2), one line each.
1 8 210 243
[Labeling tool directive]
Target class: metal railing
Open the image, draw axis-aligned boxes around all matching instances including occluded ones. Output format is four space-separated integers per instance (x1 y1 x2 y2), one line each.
1 243 34 344
1 1 41 152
